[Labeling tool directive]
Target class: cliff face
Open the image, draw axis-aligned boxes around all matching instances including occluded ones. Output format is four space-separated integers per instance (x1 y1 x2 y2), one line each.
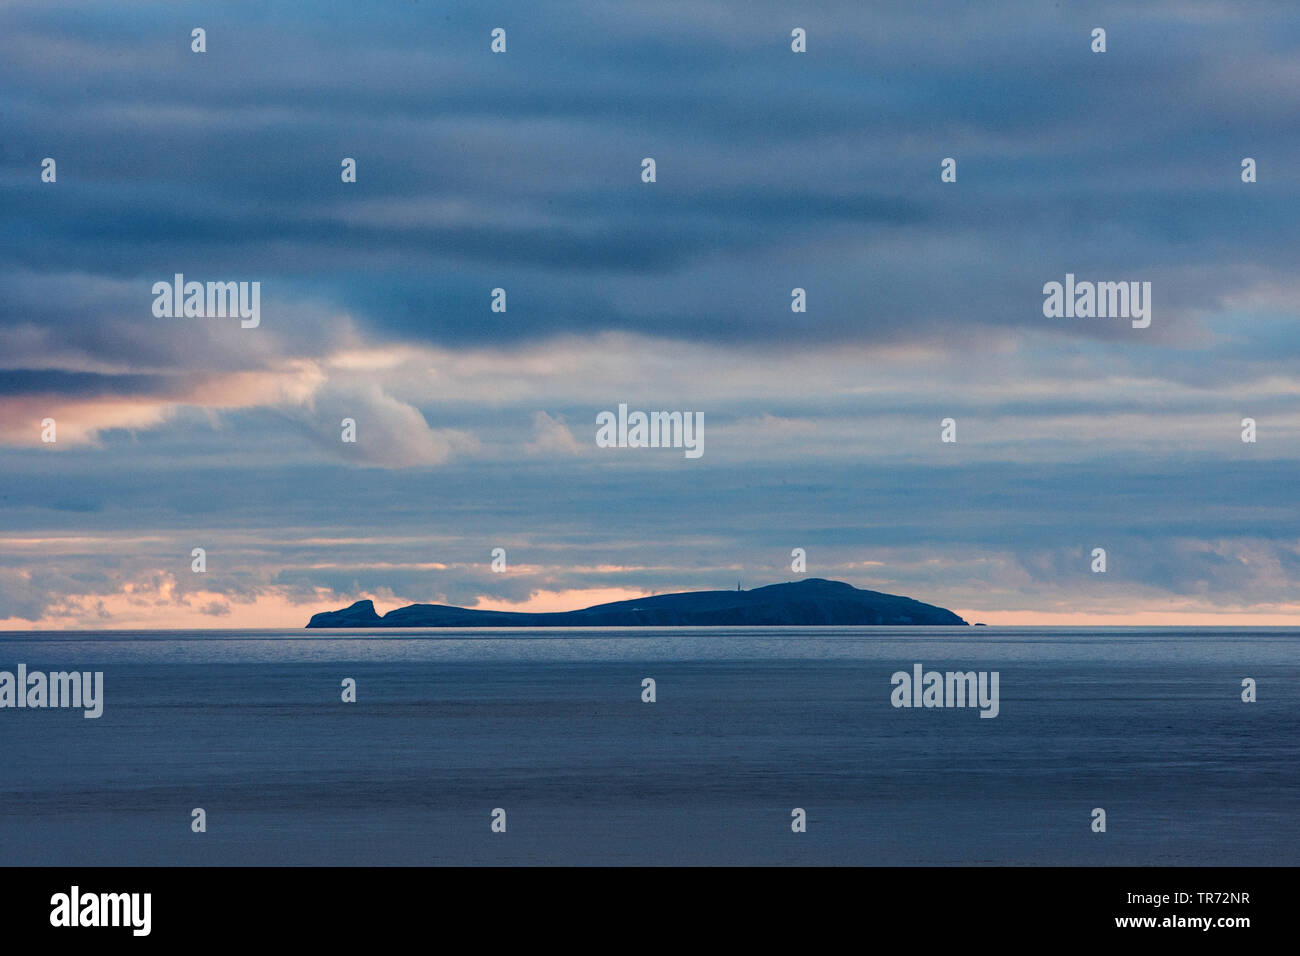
306 579 968 628
309 599 382 627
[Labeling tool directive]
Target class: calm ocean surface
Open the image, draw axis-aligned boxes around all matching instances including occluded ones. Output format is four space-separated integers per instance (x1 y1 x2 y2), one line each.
0 627 1295 866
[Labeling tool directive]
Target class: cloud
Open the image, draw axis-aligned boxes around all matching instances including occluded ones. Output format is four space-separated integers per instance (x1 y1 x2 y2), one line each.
279 380 481 468
467 587 650 614
524 411 583 457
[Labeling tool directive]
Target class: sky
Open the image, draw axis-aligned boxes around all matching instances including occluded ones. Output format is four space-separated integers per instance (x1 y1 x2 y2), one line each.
2 0 1299 628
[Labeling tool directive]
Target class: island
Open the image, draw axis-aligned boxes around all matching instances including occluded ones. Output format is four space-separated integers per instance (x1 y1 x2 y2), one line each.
306 578 968 627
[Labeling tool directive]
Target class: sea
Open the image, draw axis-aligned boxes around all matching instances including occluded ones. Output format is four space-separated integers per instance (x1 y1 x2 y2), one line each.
0 627 1295 866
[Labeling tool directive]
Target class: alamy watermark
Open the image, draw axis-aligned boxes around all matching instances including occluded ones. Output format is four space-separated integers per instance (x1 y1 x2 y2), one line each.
1042 273 1150 329
152 274 260 328
890 663 999 718
0 664 103 718
596 403 703 459
50 886 150 936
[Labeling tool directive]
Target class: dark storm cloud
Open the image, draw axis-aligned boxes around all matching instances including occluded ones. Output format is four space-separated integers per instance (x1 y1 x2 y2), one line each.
2 0 1297 350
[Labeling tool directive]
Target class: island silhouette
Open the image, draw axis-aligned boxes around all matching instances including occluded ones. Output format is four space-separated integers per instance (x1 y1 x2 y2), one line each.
306 578 968 627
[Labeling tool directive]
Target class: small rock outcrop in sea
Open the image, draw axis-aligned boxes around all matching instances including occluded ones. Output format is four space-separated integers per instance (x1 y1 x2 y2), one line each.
306 579 968 628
